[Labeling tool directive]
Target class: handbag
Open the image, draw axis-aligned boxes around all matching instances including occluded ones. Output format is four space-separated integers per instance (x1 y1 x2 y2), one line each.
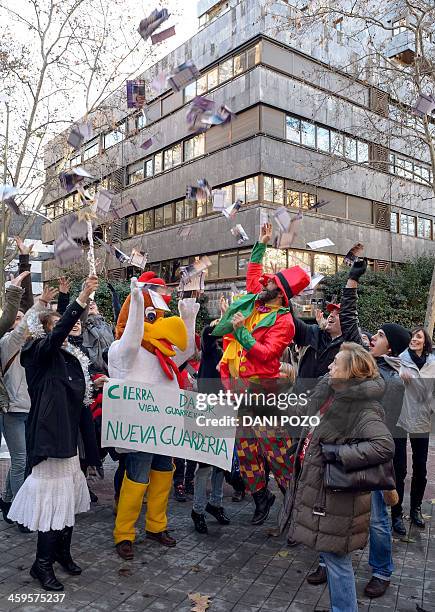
324 459 396 492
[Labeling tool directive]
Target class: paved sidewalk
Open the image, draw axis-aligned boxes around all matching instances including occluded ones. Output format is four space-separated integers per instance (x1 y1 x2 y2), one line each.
0 445 434 612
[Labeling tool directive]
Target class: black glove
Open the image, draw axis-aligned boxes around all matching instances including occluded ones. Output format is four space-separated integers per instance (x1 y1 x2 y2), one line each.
321 443 341 463
348 258 367 282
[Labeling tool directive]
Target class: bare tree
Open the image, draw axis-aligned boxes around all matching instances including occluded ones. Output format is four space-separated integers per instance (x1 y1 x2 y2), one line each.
0 0 180 307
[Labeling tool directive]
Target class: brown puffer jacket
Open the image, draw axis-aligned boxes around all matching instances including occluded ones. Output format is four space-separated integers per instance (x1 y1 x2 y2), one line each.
286 375 394 554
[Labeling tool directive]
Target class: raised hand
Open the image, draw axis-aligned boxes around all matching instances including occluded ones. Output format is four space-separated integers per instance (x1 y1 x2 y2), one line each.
10 271 30 287
78 275 98 303
259 222 272 245
40 286 59 305
232 311 245 330
58 276 71 294
14 236 34 255
219 294 229 315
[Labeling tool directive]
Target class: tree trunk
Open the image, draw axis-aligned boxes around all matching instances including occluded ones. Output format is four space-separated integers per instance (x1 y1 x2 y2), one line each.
424 264 435 338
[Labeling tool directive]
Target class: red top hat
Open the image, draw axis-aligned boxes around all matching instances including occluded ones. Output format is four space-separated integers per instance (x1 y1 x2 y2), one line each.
273 266 311 306
326 302 341 313
138 271 171 305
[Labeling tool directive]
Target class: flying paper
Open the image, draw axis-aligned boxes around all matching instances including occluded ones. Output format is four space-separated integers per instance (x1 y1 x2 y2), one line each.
413 93 435 118
0 185 21 215
127 80 146 109
307 199 329 211
54 233 82 267
201 105 235 126
67 122 93 151
186 178 212 203
148 288 171 311
93 189 116 218
168 60 200 93
223 199 243 219
59 167 94 193
179 272 205 296
303 273 324 294
150 71 168 95
180 256 212 281
274 207 292 232
151 25 176 44
343 242 364 267
260 211 269 227
307 238 335 250
129 249 148 269
138 8 170 41
60 213 89 240
186 96 215 131
231 224 249 244
274 211 303 249
113 198 138 219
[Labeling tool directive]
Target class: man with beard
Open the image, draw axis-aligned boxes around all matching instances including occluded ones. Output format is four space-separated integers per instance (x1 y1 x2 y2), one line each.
212 223 310 524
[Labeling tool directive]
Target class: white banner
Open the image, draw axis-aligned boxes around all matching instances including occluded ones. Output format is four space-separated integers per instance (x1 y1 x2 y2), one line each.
101 379 236 470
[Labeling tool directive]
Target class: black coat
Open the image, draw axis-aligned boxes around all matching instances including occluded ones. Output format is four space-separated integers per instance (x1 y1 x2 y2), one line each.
294 287 362 383
197 324 223 394
22 301 100 468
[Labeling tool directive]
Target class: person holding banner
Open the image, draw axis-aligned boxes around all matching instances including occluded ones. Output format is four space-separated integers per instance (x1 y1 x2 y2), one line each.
109 271 199 560
212 223 310 525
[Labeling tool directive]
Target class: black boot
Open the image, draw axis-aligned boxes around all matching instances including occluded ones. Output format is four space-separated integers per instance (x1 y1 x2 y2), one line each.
392 514 407 537
410 506 425 528
54 526 82 575
191 510 208 534
205 503 230 525
0 498 13 524
251 487 275 525
30 531 64 591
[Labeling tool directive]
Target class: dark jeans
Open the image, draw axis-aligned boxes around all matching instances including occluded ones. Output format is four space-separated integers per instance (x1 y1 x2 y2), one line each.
173 458 196 487
392 430 429 517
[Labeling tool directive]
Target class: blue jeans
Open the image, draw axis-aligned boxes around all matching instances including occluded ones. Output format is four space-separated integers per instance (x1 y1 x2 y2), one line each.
193 465 224 514
369 490 394 580
125 452 173 484
322 551 358 612
0 413 28 502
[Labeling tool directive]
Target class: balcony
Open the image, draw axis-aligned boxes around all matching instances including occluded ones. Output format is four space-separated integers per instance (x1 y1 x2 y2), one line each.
384 30 416 65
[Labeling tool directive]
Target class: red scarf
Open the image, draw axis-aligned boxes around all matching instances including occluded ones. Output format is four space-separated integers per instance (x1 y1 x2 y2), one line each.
155 349 184 388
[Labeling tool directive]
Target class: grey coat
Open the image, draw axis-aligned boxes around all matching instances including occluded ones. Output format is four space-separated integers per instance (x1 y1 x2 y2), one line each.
0 285 25 412
397 350 435 434
286 375 394 554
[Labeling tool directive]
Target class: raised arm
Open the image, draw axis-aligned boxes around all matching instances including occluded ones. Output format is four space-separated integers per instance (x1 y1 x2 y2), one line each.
232 313 295 362
57 277 71 315
246 223 272 294
339 259 367 344
108 278 144 374
173 297 200 367
0 275 27 339
107 282 122 323
16 236 34 312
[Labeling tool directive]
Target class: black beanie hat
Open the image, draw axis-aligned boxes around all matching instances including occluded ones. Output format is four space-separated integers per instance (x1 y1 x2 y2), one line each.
380 323 411 357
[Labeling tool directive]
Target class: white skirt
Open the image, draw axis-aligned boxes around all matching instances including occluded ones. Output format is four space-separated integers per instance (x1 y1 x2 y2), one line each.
8 454 90 532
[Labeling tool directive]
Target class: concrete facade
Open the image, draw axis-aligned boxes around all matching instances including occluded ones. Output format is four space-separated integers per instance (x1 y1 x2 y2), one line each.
41 0 435 315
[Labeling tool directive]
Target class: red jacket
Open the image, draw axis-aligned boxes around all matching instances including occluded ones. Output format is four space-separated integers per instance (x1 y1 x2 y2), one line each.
218 243 295 381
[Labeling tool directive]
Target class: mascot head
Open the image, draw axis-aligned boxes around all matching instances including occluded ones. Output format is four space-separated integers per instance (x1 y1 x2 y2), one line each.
116 271 187 360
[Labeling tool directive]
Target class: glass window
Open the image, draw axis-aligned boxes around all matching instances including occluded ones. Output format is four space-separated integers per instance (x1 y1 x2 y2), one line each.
219 58 233 83
273 178 284 204
288 250 311 271
263 248 287 274
418 218 431 239
164 148 172 170
247 44 260 68
234 52 246 75
70 154 81 168
313 253 336 275
128 162 144 185
221 184 233 208
64 196 75 213
184 199 195 220
136 113 147 130
301 121 316 148
234 181 245 202
163 203 173 226
287 190 300 208
154 152 163 174
419 166 430 184
184 134 205 161
135 214 144 234
301 193 316 209
264 176 273 201
238 250 251 275
357 141 369 163
172 143 182 166
154 207 164 229
145 158 153 177
219 251 238 278
197 75 207 95
207 254 219 280
317 127 330 152
103 124 124 149
83 140 99 161
54 201 64 217
286 116 301 143
184 81 196 102
143 209 154 231
196 200 206 216
390 212 399 233
400 214 416 236
207 68 218 90
331 131 344 156
395 156 406 177
46 204 55 220
246 176 258 202
175 200 184 223
127 216 135 236
345 136 357 161
403 159 413 179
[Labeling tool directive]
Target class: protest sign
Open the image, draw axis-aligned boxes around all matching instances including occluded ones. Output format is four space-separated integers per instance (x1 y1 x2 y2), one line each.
101 379 236 470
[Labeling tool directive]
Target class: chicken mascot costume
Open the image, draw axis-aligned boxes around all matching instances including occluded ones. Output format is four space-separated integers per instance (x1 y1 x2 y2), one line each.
109 272 199 559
